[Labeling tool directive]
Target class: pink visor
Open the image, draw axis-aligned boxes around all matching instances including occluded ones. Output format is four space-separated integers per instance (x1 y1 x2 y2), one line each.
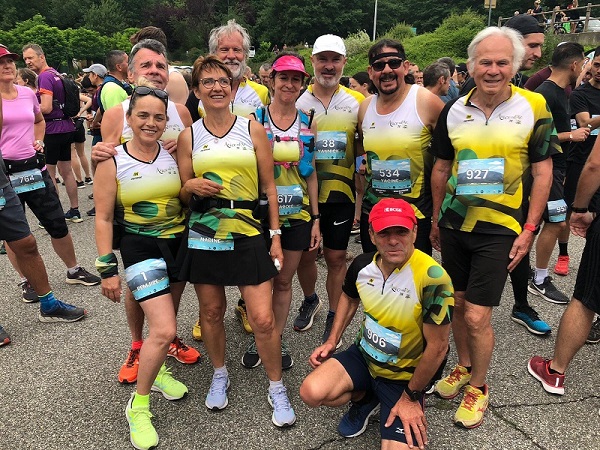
272 55 309 77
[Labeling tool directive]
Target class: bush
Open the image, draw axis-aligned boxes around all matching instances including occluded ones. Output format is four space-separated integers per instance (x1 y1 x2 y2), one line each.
344 30 372 56
385 23 415 42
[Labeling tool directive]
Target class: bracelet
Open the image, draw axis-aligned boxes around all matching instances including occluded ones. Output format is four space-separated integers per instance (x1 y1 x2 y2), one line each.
311 213 321 220
269 229 282 238
571 204 588 213
569 133 573 142
523 223 539 234
95 252 119 279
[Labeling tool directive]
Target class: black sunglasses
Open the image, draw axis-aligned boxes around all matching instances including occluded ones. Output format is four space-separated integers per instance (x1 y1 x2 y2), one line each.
371 59 404 72
132 86 169 104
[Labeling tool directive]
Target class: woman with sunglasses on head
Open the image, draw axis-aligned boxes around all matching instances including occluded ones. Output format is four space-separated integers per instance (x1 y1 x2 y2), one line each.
177 55 295 427
241 52 319 371
94 81 188 450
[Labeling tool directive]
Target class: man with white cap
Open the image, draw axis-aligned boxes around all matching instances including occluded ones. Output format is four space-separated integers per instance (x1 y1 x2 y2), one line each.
300 198 453 448
293 35 364 345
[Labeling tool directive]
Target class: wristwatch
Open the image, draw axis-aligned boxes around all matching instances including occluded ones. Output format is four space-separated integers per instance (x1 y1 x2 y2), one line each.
311 213 321 220
571 204 589 213
269 229 282 238
35 139 45 149
404 386 423 402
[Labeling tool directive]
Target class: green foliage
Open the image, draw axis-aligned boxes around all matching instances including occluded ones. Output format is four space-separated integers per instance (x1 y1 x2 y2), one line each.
19 24 69 69
344 30 372 57
384 23 416 43
64 28 107 62
83 0 127 35
107 28 140 53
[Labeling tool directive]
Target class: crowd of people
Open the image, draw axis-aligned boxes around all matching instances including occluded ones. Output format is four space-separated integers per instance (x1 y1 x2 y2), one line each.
1 11 600 450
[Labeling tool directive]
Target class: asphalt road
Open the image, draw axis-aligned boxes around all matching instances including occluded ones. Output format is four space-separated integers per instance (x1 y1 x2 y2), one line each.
0 146 599 450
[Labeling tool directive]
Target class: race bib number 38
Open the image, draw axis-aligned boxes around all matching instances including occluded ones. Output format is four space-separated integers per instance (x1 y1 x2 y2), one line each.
315 131 347 160
456 158 505 195
371 159 411 195
359 315 401 364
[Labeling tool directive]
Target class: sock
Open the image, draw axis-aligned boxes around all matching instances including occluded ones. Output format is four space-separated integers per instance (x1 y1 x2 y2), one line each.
469 384 485 392
67 265 80 275
238 298 246 307
558 242 568 256
38 291 57 310
214 366 228 377
548 360 564 375
131 340 143 351
304 293 318 304
269 379 284 391
20 277 27 283
327 310 335 319
132 392 150 408
534 268 548 285
464 365 472 373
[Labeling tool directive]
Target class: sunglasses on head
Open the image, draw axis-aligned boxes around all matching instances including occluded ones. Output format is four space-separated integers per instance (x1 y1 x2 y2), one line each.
199 77 232 89
132 86 169 104
371 59 404 72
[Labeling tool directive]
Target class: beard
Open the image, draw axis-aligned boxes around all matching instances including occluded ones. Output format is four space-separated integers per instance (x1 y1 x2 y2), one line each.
377 74 399 95
315 72 342 89
225 58 246 81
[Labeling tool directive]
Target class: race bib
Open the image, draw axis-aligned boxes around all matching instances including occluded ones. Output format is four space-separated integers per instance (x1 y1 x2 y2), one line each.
591 115 599 136
547 199 567 223
0 188 5 210
359 315 401 364
10 168 44 194
371 159 412 195
315 131 347 160
456 158 505 195
124 258 169 301
277 185 303 216
188 229 234 251
273 139 301 163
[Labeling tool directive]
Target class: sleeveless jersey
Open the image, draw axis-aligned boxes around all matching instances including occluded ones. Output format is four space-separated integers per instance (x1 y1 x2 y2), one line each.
296 85 364 204
261 107 311 227
361 85 433 219
198 79 269 118
189 116 261 239
120 99 185 144
343 250 454 381
114 142 185 238
432 85 558 236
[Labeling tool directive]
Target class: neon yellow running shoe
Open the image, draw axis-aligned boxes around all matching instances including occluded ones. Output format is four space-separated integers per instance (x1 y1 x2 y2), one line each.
192 320 202 341
125 394 158 450
454 384 489 429
151 364 188 400
435 364 471 399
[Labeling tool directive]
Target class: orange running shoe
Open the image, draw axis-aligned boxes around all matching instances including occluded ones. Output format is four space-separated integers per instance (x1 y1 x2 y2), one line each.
554 255 569 276
168 336 201 364
118 348 140 384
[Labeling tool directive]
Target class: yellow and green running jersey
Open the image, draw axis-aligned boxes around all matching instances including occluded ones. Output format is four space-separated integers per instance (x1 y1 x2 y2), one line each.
189 116 261 240
343 250 454 381
296 85 364 204
361 85 433 219
431 85 559 236
114 142 185 238
198 78 269 118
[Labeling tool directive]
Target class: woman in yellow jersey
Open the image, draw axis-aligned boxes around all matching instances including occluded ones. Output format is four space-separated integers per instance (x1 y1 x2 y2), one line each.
176 56 296 427
241 53 320 371
94 86 188 449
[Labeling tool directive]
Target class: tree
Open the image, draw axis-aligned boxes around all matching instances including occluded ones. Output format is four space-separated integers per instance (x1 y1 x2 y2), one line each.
83 0 127 35
19 24 69 70
64 27 107 62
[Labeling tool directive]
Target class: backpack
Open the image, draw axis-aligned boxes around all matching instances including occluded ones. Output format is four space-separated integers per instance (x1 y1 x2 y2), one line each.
97 75 133 114
54 72 81 118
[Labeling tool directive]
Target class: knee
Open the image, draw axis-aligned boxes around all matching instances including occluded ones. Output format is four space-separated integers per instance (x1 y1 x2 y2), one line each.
464 308 491 334
150 322 177 347
251 312 275 335
273 275 292 293
13 235 39 258
299 378 324 408
201 303 226 325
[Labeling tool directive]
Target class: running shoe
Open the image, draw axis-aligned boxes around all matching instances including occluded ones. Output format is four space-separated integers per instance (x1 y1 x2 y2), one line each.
337 395 380 438
64 208 83 223
205 372 230 410
350 220 360 235
88 193 94 200
528 356 565 395
586 317 600 344
192 319 202 341
119 348 140 384
553 255 569 276
84 177 93 185
86 207 96 217
19 280 39 303
66 267 101 286
0 241 5 255
528 276 569 304
0 325 10 347
268 385 296 427
322 313 342 349
435 364 471 399
293 294 321 331
241 337 261 368
125 393 158 450
167 336 200 364
454 384 489 429
38 300 86 323
511 305 551 335
151 364 188 400
281 340 293 370
235 299 253 333
76 181 85 189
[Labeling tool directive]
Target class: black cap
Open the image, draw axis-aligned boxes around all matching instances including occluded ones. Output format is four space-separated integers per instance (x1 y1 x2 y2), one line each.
505 14 544 36
456 63 468 74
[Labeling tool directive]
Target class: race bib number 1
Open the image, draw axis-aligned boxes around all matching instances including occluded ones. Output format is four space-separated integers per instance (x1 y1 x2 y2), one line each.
359 315 401 364
456 158 505 195
124 258 169 301
315 131 347 160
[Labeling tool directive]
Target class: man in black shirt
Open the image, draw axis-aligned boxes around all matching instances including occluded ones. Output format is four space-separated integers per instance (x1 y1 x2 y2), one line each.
528 43 588 307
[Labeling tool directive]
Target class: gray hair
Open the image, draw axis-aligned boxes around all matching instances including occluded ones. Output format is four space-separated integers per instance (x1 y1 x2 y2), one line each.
22 43 44 56
259 62 272 71
208 19 251 57
128 39 167 74
423 62 451 88
467 27 525 77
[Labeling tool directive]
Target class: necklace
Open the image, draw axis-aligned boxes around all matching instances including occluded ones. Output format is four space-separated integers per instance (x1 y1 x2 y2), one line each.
127 141 158 163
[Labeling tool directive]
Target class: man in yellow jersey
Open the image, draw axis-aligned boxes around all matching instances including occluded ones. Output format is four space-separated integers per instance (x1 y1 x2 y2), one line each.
91 39 198 385
300 198 453 449
293 35 365 346
430 27 555 429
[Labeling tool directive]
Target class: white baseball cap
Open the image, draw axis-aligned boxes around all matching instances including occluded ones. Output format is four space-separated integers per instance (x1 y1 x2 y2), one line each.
312 34 346 56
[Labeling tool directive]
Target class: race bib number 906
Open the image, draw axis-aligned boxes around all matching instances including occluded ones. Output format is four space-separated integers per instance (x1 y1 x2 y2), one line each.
359 315 401 364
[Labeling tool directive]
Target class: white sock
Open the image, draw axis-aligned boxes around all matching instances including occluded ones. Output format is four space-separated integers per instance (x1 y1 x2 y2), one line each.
214 366 228 377
269 379 283 391
67 265 80 275
534 268 548 285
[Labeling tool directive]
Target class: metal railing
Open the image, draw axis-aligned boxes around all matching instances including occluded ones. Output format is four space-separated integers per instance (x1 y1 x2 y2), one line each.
499 3 599 34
